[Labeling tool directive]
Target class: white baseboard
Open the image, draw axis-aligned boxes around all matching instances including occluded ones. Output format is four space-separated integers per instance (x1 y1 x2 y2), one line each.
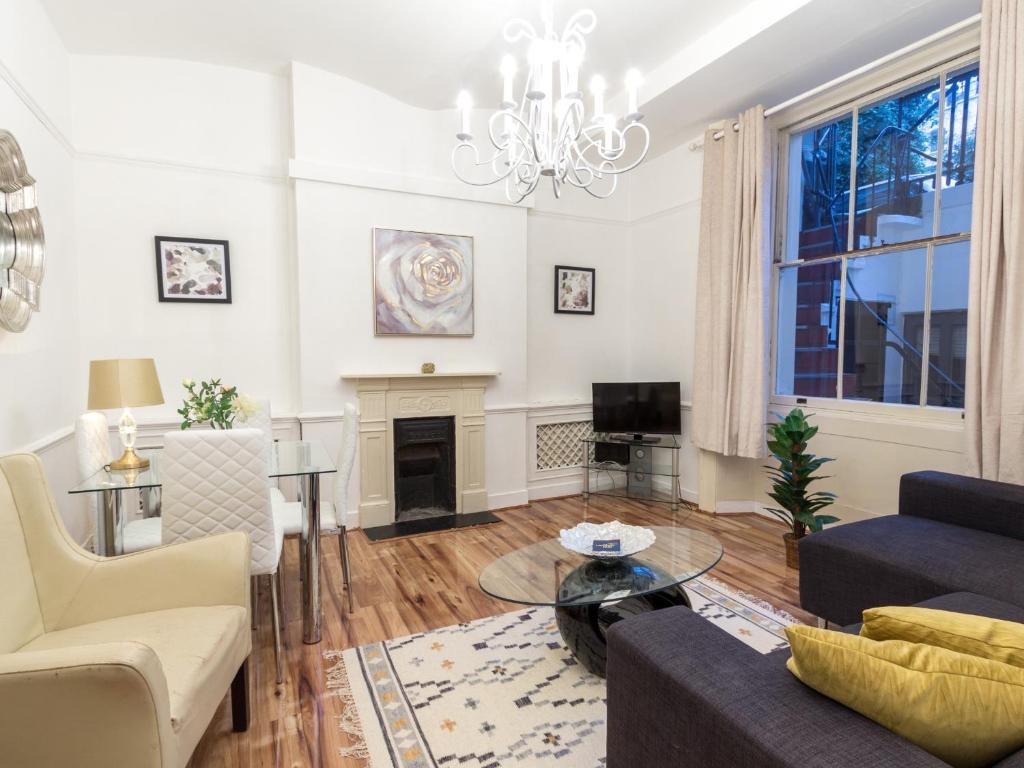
528 478 584 500
488 489 530 509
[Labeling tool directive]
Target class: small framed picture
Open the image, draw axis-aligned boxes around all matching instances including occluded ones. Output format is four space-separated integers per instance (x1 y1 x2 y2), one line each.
554 265 595 315
154 236 231 303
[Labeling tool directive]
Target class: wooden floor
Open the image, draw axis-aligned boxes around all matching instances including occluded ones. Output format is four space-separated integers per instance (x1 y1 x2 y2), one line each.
190 495 810 767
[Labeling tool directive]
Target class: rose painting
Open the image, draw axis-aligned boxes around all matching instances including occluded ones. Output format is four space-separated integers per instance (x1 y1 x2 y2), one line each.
554 265 595 315
154 236 231 304
373 228 474 336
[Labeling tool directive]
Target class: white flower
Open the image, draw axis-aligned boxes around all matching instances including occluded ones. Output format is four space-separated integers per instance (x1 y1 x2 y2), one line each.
232 393 258 421
182 377 194 388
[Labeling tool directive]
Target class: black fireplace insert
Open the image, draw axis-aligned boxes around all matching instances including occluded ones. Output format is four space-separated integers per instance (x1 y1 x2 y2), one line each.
393 416 456 522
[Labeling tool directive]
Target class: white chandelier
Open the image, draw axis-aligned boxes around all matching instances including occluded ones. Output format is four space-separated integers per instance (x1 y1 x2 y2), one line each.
451 0 650 203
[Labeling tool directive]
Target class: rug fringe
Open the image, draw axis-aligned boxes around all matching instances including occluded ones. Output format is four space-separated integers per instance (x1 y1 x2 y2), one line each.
697 573 801 625
323 650 371 764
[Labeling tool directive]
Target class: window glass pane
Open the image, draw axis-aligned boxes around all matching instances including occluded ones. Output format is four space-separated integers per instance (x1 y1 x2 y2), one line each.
785 114 853 261
926 241 969 407
854 80 940 249
842 248 928 404
937 66 979 236
776 261 843 398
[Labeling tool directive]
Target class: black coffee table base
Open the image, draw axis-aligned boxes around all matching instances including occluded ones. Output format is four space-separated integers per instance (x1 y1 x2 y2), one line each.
554 585 692 677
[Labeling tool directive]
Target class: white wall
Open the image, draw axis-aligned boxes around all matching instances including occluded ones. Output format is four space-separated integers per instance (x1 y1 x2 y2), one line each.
526 212 631 404
0 0 89 538
625 142 704 498
69 56 297 419
290 63 538 508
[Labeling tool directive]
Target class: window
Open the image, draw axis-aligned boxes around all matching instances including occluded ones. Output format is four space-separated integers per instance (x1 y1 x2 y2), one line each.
774 61 978 410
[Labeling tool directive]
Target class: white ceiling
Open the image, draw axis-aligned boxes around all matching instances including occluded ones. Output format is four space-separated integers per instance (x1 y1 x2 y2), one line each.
37 0 752 109
38 0 982 152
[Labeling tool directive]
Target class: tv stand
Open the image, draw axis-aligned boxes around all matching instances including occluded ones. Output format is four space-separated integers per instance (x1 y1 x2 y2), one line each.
581 433 681 511
609 434 663 445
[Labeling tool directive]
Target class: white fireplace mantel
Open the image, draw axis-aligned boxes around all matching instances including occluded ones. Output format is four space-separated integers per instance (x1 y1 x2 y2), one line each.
341 371 499 382
341 371 499 528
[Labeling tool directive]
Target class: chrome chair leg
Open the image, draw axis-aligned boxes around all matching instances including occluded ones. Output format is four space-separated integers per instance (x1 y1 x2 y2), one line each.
275 565 286 626
269 572 284 685
338 527 353 613
250 575 259 631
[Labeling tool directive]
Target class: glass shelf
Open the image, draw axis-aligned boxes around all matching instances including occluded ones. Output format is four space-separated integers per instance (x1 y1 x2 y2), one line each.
583 433 681 449
583 462 679 479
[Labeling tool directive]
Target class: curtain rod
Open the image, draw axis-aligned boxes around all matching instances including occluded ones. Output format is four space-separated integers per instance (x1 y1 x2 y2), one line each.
687 12 982 151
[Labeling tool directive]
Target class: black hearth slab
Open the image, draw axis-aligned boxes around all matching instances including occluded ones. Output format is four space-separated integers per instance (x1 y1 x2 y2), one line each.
362 510 503 542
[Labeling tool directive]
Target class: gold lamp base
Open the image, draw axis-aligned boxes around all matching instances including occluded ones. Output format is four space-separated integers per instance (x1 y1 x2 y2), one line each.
109 447 150 471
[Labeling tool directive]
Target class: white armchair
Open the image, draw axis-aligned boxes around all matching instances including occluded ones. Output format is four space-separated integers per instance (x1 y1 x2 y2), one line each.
0 452 252 768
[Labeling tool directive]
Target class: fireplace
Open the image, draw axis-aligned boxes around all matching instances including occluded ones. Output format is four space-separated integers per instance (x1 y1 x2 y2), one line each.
393 416 456 522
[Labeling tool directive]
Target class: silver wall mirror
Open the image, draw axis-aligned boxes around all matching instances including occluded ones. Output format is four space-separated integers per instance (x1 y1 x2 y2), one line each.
0 130 44 333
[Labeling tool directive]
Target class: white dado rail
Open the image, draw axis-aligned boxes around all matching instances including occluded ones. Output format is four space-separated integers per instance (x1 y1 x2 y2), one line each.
340 372 499 527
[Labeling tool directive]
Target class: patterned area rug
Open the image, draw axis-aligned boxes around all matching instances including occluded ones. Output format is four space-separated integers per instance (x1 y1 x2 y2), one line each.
324 576 797 767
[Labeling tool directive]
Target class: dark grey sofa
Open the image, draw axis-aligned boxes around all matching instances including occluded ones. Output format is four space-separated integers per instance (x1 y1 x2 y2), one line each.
607 592 1024 768
606 471 1024 767
800 471 1024 626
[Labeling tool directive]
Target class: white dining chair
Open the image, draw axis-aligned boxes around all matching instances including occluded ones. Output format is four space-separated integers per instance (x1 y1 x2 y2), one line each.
122 429 286 685
275 403 358 612
238 397 289 509
75 412 112 550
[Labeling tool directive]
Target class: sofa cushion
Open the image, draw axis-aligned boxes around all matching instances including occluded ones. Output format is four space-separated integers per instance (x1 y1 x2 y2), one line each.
19 605 247 760
787 625 1024 768
800 516 1024 625
861 606 1024 668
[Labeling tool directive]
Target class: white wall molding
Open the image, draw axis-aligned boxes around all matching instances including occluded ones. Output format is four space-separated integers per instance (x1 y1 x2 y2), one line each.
289 158 536 209
18 424 75 455
77 150 288 183
630 197 701 226
528 208 631 227
0 58 74 155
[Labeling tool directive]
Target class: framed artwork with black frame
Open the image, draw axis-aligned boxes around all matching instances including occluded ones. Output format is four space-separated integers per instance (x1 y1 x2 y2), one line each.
554 265 595 315
154 236 232 304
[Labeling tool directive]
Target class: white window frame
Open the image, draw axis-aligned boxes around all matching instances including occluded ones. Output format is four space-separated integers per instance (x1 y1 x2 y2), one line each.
768 41 980 425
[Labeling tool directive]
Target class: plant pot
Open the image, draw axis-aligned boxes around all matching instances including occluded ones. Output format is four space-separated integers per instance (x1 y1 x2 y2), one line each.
783 532 800 570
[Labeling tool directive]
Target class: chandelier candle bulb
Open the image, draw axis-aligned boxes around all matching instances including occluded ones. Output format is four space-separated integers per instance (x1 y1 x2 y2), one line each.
625 69 642 119
563 43 582 98
590 75 606 118
456 90 472 139
500 55 517 107
450 3 649 202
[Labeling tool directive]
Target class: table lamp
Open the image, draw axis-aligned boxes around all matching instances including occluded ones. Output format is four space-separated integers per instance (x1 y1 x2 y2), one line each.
87 358 164 471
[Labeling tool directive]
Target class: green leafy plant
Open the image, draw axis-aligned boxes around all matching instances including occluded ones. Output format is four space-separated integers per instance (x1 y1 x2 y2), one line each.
764 408 838 538
177 378 239 430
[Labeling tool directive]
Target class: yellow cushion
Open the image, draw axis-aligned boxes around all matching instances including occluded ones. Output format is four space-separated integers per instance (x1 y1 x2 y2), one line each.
786 625 1024 768
861 606 1024 668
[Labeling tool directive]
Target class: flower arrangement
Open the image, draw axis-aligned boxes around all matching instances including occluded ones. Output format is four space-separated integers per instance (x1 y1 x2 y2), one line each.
177 378 253 430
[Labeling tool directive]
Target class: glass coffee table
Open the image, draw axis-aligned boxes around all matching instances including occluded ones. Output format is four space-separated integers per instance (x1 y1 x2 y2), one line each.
478 526 723 676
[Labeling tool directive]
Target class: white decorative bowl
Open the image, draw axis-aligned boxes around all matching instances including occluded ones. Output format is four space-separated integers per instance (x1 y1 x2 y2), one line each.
558 521 656 559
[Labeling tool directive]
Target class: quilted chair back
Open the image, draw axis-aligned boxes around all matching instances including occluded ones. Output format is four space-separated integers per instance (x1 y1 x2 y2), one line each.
333 403 359 517
160 429 277 576
239 397 273 454
75 412 112 537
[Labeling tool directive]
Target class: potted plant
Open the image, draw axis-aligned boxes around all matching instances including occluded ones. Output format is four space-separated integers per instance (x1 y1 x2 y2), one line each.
177 378 255 430
764 408 838 569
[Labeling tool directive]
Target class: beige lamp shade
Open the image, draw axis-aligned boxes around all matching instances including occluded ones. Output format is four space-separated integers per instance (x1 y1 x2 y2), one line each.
87 358 165 410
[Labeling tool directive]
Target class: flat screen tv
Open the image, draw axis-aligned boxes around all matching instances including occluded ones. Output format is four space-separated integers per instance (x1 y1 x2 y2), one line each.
592 382 681 437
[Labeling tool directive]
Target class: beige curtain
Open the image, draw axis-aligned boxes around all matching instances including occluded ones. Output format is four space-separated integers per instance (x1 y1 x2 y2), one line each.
692 106 775 458
966 0 1024 483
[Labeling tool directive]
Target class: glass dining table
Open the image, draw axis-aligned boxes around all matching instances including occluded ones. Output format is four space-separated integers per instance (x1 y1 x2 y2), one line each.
69 440 336 644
